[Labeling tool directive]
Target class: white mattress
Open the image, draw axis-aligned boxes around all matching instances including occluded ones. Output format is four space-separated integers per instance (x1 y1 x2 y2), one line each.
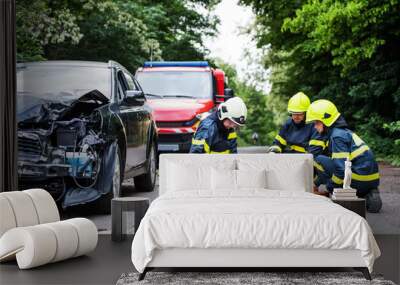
131 190 380 273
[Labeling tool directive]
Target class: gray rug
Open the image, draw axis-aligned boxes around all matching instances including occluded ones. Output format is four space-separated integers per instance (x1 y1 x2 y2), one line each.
116 272 396 285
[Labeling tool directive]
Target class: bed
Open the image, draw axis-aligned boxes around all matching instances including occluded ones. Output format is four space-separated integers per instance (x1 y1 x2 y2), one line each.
131 154 380 280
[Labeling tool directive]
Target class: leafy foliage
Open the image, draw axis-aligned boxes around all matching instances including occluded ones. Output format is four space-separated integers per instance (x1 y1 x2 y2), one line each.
282 0 397 74
16 0 82 61
241 0 400 165
16 0 220 72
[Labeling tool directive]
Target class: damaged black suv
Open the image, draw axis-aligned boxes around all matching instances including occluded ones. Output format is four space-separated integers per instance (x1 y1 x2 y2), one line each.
17 61 158 213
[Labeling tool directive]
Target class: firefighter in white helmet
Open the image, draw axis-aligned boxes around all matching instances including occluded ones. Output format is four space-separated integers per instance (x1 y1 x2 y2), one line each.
190 97 247 153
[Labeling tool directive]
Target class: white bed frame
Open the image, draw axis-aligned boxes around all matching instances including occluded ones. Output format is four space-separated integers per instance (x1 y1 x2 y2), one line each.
138 154 371 280
148 248 365 268
141 248 370 280
142 248 370 279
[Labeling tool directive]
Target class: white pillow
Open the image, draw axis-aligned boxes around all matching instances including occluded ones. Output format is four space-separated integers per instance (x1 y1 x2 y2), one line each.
211 169 268 191
166 158 237 192
266 166 306 191
211 168 236 191
167 162 211 191
237 157 309 192
236 169 267 189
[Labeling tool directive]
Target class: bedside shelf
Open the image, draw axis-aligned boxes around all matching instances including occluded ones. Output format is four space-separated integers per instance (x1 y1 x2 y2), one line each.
331 198 366 218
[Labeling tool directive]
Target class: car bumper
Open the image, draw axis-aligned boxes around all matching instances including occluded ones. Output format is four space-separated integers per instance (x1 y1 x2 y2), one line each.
18 177 66 201
18 162 71 178
157 133 193 153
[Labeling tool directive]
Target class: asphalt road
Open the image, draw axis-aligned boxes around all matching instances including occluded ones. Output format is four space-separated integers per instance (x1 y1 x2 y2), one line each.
63 147 400 235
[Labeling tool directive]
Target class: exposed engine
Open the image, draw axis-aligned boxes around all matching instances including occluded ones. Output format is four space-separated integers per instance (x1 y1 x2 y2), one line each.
17 90 109 201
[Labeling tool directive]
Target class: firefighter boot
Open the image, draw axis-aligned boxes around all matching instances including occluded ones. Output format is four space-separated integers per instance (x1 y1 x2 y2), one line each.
365 188 382 213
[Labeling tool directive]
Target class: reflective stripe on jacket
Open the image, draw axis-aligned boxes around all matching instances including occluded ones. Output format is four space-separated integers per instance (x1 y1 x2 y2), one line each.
273 118 327 156
328 127 379 187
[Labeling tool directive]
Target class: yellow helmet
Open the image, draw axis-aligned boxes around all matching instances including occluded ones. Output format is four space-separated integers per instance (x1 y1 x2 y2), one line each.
287 92 310 113
306 99 340 127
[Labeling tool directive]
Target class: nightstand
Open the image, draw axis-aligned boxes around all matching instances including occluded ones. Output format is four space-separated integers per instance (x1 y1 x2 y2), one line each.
332 197 366 218
111 197 150 242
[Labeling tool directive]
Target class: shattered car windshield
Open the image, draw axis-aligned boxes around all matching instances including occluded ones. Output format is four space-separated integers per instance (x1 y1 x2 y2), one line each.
17 64 111 116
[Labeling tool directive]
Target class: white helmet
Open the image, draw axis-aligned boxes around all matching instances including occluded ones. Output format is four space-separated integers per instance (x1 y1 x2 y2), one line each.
217 97 247 126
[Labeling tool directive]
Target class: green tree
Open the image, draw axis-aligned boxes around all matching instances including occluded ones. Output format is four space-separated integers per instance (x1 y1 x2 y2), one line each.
16 0 221 72
139 0 220 61
241 0 400 165
16 0 82 61
43 0 162 71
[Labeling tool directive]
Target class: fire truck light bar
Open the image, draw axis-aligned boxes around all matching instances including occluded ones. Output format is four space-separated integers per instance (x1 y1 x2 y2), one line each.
143 61 209 68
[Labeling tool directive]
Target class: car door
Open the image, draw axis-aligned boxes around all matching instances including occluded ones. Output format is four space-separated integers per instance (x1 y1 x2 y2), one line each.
116 70 144 170
126 73 153 159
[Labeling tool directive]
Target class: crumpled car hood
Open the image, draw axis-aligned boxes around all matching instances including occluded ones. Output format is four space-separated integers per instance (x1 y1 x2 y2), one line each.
17 89 109 124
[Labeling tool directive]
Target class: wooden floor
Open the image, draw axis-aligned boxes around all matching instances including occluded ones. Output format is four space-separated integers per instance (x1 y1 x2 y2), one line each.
0 235 398 285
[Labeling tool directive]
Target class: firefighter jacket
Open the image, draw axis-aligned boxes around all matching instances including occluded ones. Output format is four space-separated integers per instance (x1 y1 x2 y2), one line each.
272 118 327 156
319 115 380 188
190 111 237 154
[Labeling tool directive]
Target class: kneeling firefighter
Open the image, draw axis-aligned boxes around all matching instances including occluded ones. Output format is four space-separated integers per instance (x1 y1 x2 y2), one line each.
306 99 382 213
268 92 327 156
190 97 247 154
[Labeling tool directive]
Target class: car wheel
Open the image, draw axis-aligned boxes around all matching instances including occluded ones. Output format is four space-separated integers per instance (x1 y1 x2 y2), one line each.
134 142 156 192
92 145 122 214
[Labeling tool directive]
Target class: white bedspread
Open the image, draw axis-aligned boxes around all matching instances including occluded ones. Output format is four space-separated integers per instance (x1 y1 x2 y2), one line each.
131 190 380 273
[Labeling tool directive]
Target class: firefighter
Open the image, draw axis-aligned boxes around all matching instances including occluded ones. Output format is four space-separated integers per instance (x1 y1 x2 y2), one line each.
268 92 327 156
306 99 382 213
190 97 247 154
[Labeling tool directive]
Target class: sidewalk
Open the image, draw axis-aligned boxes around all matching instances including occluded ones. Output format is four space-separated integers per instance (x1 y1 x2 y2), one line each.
367 163 400 234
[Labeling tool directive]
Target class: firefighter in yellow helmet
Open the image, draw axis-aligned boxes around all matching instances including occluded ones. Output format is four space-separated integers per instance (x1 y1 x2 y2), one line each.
268 92 327 156
307 99 382 213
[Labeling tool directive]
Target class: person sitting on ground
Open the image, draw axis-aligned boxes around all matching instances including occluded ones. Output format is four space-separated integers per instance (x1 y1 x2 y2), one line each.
306 99 382 213
190 97 247 154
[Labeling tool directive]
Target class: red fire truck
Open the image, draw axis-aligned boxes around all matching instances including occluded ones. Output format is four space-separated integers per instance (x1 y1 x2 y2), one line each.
135 61 233 153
